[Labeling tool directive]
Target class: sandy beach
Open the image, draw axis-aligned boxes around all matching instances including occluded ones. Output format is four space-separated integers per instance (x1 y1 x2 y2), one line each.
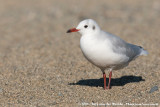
0 0 159 106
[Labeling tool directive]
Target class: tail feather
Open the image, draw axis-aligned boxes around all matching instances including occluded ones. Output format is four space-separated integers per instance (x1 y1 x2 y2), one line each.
140 49 148 56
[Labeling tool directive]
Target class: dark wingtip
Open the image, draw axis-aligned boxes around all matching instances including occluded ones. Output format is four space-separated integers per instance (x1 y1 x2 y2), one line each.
66 29 71 33
138 46 142 48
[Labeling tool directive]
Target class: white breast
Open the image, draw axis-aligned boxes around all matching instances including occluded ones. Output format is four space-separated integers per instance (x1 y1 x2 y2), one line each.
80 34 129 68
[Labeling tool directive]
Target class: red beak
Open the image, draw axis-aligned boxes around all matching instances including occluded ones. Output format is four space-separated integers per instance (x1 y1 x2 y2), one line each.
67 28 80 33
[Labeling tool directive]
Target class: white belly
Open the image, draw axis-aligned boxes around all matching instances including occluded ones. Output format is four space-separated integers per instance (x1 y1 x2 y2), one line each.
80 35 128 68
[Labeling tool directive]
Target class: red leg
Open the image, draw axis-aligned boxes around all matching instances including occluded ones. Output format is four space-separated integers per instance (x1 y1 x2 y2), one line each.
103 73 106 90
107 71 112 89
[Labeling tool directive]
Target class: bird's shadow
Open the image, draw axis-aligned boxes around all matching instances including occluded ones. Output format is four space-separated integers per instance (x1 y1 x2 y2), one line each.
69 75 145 88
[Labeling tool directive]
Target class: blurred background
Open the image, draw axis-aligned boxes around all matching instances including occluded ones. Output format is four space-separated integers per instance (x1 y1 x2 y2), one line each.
0 0 159 106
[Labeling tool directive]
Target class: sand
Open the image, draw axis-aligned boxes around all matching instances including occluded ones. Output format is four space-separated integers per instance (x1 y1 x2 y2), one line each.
0 0 159 106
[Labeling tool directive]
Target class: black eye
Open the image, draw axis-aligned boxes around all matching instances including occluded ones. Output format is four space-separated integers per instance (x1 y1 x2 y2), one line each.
84 25 88 28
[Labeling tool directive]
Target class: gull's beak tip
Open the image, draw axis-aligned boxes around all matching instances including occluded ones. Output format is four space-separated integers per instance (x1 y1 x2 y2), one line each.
66 28 79 33
66 29 71 33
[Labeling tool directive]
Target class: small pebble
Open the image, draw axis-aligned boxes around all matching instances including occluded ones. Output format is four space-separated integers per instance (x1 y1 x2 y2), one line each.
0 88 3 93
58 92 63 96
149 86 158 93
48 102 57 105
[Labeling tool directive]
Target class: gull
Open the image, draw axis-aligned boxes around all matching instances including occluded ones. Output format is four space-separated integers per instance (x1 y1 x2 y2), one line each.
67 19 148 90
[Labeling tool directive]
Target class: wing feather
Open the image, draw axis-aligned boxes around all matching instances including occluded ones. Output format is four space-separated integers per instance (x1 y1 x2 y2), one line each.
105 32 142 62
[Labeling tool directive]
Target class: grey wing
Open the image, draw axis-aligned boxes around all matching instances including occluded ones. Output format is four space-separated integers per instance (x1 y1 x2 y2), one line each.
106 32 142 62
124 43 142 61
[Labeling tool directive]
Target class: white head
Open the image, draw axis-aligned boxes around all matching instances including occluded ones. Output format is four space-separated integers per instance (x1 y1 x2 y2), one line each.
67 19 101 35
